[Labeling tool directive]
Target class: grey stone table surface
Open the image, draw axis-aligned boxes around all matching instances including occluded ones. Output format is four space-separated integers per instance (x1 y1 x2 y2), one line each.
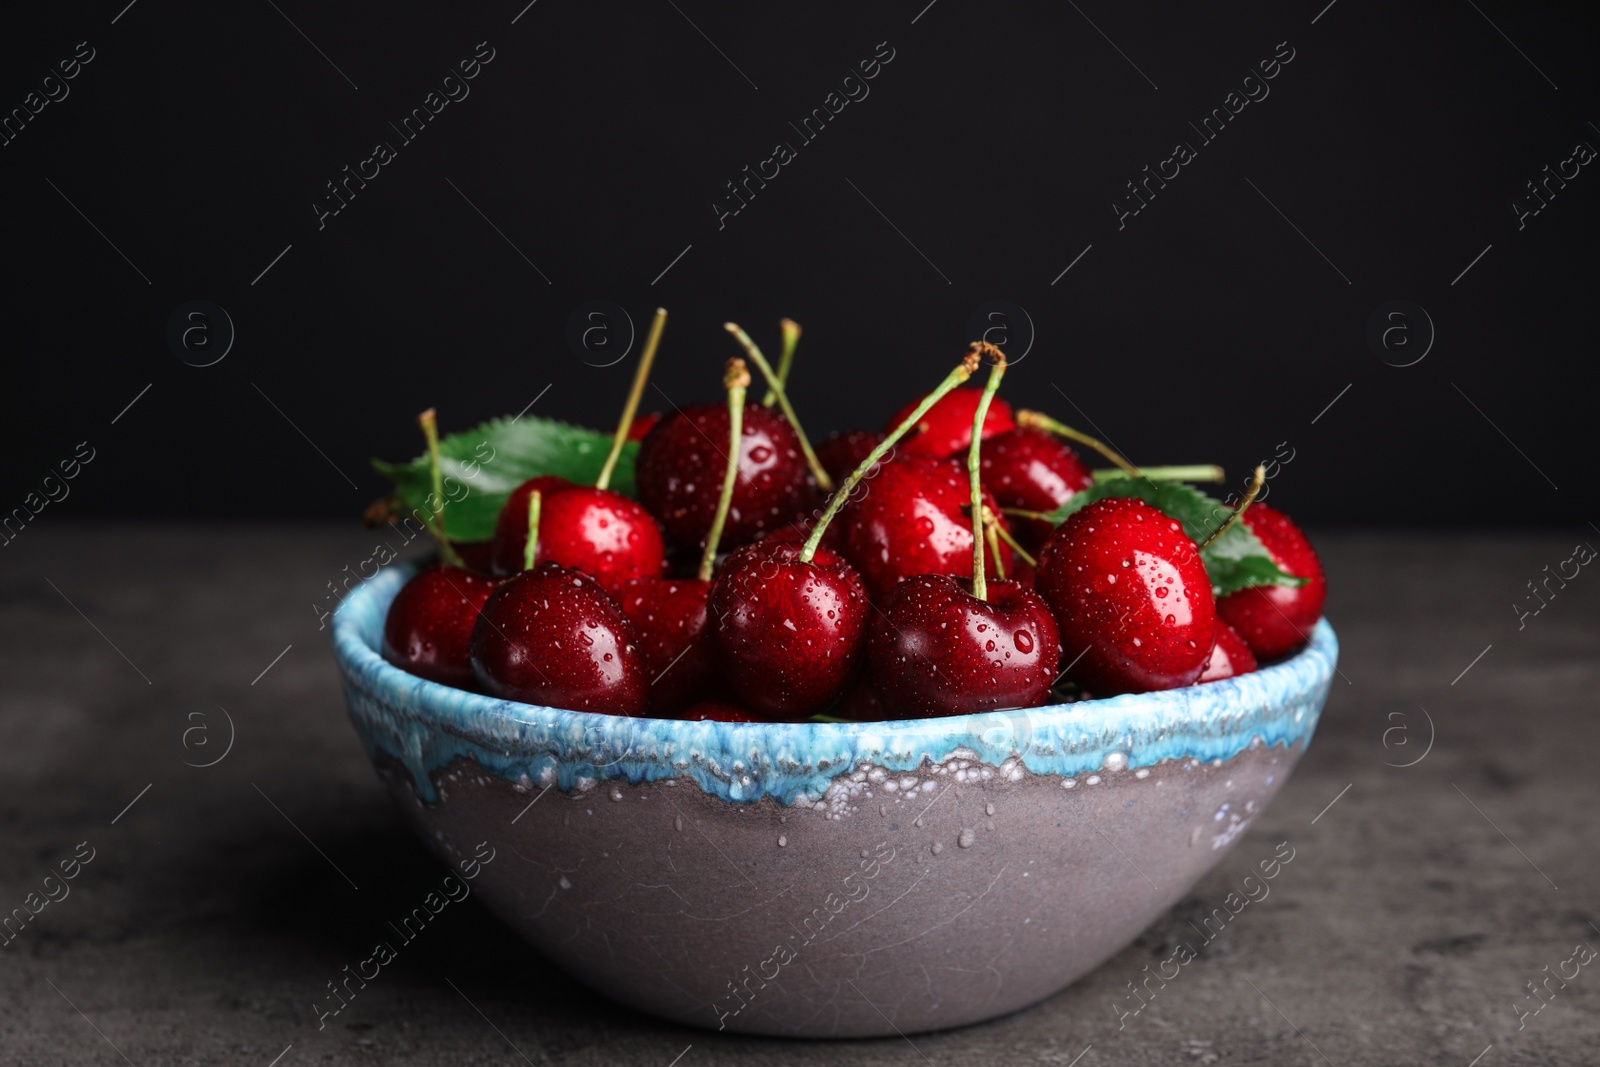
2 523 1597 1066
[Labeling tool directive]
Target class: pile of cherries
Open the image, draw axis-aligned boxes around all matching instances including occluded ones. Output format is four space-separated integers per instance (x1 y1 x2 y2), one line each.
381 314 1325 722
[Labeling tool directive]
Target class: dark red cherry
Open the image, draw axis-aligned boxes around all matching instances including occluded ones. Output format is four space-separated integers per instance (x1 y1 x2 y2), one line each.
886 386 1015 458
490 482 666 594
816 430 888 485
868 574 1061 718
979 427 1093 551
535 487 666 594
627 411 662 442
1200 620 1258 682
488 475 573 576
1035 497 1216 696
839 455 1011 601
636 403 809 551
615 577 715 715
707 541 869 719
469 562 648 714
382 565 499 690
684 700 757 722
1217 502 1325 660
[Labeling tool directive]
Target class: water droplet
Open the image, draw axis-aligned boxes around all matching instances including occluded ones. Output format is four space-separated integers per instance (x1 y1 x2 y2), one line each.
1155 586 1168 599
958 828 976 848
1014 630 1034 653
985 803 995 816
931 841 944 855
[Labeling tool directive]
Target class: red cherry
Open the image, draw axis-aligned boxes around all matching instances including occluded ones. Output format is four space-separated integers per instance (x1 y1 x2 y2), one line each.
979 427 1092 551
636 403 809 551
684 700 758 722
868 575 1061 718
490 482 666 594
615 577 715 715
627 411 662 442
1216 502 1326 660
886 386 1015 458
382 565 499 690
1200 620 1258 682
469 562 648 714
708 541 869 719
1035 497 1216 695
487 475 572 576
816 430 888 485
839 455 1011 601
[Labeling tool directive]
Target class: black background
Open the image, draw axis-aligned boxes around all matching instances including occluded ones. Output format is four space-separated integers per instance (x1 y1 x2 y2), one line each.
3 0 1593 529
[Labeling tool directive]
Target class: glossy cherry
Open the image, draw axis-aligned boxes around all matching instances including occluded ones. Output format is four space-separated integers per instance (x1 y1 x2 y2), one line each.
817 430 888 485
469 562 649 714
636 403 809 550
1216 502 1325 660
489 480 666 594
869 575 1061 717
886 386 1014 458
979 427 1093 551
616 576 715 715
488 475 572 575
382 565 499 690
708 540 869 719
1199 619 1258 682
1035 496 1216 696
839 455 1011 601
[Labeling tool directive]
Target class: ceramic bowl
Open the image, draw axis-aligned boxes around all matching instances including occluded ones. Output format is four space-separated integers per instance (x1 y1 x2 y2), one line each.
332 561 1337 1038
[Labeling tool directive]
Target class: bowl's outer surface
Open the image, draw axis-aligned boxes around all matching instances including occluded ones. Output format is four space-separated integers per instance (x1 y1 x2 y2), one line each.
333 563 1337 1038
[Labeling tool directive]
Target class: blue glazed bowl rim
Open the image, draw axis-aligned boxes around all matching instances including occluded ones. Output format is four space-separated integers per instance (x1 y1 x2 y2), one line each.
333 560 1337 805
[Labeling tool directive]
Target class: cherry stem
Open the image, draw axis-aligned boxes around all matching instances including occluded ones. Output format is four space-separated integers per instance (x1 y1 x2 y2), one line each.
984 505 1037 567
596 308 667 491
418 408 464 568
1196 465 1265 552
761 318 801 407
700 358 749 582
723 323 834 493
1092 464 1223 484
966 344 1007 602
800 347 981 563
1000 506 1052 522
1016 409 1140 478
985 520 1008 580
523 490 543 571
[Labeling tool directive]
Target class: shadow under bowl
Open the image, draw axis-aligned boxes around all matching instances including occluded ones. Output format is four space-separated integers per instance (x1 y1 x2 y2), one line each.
332 562 1337 1038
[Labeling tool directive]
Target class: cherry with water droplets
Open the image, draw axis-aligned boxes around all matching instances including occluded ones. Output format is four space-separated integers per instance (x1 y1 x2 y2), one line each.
488 475 572 575
708 540 869 720
1200 619 1258 682
839 455 1011 600
817 430 888 485
636 403 809 550
979 426 1092 551
382 565 499 689
869 575 1061 717
616 576 715 715
886 386 1014 458
469 561 649 714
1035 496 1217 695
1216 502 1325 660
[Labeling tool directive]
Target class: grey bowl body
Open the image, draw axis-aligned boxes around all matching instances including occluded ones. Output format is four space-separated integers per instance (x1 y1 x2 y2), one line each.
333 562 1336 1037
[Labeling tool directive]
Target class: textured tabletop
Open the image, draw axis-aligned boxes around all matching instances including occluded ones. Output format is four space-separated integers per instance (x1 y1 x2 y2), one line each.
1 524 1596 1065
